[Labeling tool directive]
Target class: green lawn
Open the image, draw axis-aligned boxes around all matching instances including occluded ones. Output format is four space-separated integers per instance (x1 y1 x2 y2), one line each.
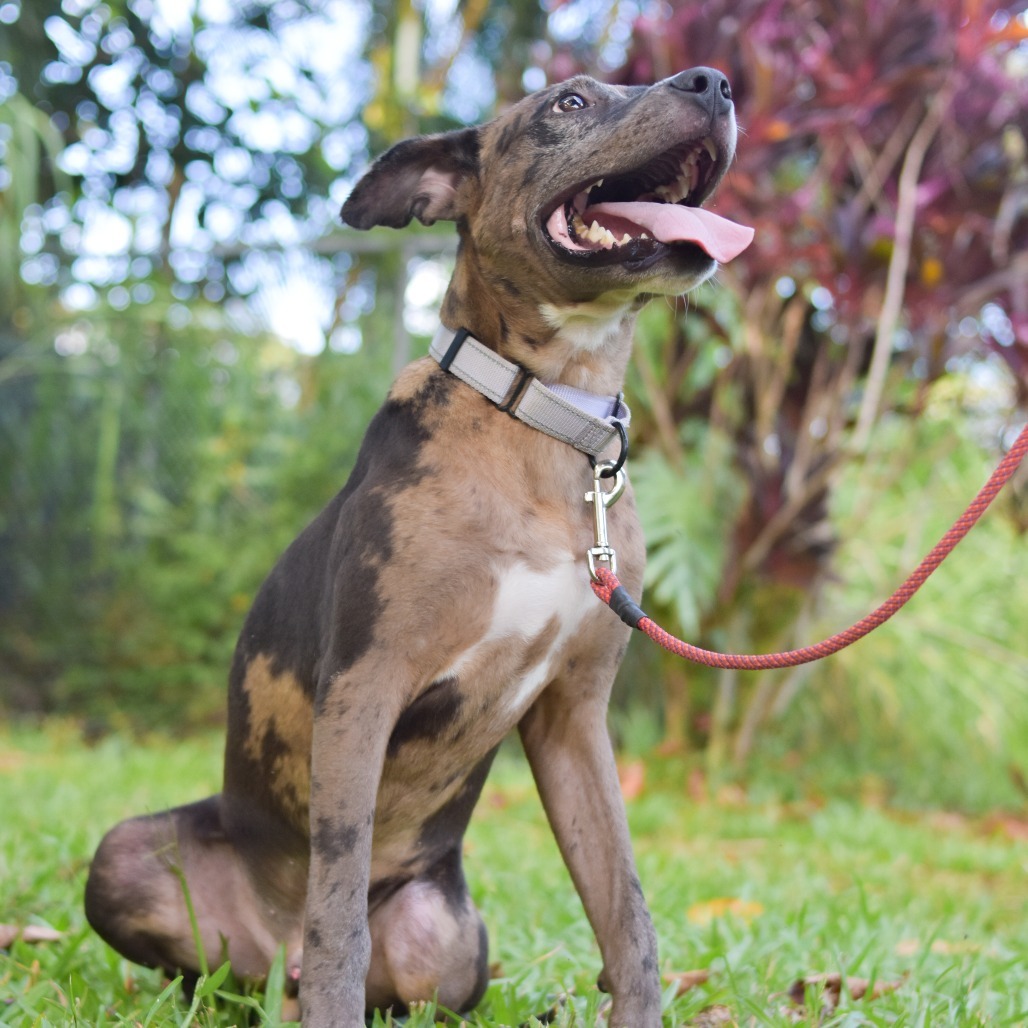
1 726 1026 1026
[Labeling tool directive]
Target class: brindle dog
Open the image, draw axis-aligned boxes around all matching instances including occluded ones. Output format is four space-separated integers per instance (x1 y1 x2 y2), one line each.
85 68 750 1027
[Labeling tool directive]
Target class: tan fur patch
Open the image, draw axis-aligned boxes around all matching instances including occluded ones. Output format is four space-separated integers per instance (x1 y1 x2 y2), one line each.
242 655 313 827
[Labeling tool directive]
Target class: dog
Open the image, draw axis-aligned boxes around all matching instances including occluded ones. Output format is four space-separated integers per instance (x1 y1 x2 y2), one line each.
85 67 752 1027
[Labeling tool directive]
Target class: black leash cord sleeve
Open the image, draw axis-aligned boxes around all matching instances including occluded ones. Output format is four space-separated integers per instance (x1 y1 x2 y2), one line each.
608 585 645 629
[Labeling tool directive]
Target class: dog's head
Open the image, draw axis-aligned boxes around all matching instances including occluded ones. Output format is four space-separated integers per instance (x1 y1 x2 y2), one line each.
342 69 751 335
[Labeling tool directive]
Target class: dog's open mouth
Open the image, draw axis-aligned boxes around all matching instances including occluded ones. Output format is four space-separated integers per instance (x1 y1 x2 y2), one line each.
543 138 753 266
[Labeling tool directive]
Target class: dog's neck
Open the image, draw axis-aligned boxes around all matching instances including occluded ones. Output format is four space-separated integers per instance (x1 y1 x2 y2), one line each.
440 244 639 396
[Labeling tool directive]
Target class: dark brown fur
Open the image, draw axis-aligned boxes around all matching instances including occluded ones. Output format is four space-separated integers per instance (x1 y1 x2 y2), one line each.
86 68 740 1027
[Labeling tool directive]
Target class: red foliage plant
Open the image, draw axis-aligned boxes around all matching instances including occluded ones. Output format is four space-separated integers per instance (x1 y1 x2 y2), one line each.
548 0 1027 650
612 0 1028 381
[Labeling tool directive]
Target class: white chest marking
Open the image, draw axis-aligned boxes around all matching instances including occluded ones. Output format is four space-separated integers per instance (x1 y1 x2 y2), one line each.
485 559 592 716
486 560 582 638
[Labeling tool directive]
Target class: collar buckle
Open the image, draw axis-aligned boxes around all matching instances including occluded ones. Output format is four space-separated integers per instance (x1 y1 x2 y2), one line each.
496 366 534 415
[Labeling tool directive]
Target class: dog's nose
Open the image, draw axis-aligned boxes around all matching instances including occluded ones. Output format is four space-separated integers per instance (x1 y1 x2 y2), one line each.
668 67 733 117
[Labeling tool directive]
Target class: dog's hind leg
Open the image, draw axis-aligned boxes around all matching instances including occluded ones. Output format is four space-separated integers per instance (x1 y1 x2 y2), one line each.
364 847 490 1015
84 795 305 983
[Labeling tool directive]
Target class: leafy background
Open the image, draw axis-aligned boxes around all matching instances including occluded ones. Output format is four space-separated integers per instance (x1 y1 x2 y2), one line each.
1 0 1027 815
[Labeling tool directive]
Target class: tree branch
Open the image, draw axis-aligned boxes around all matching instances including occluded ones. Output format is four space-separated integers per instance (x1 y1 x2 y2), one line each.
852 96 947 451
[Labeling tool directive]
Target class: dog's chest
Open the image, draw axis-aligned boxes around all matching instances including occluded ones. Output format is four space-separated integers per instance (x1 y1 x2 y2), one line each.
462 556 593 717
371 555 597 870
382 554 598 776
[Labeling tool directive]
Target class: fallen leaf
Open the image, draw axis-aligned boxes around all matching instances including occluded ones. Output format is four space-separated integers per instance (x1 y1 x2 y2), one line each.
982 813 1028 841
663 968 710 996
687 767 707 803
0 751 28 772
776 1005 806 1023
687 1004 736 1026
527 991 572 1025
618 759 645 801
486 788 511 809
0 924 63 948
928 811 969 833
930 938 981 955
895 937 982 957
687 897 764 925
786 972 903 1011
714 783 747 807
858 773 888 808
654 738 685 758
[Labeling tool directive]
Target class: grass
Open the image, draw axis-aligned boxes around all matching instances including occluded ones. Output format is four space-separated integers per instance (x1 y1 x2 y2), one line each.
1 724 1026 1026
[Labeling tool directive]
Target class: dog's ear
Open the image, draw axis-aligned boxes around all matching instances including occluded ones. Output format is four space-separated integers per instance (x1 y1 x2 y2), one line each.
341 127 480 230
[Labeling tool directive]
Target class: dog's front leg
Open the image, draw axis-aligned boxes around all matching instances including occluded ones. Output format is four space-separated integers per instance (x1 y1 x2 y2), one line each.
300 666 399 1028
520 683 662 1028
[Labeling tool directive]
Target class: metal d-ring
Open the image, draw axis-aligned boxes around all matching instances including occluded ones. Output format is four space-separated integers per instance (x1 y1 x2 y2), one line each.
591 420 628 478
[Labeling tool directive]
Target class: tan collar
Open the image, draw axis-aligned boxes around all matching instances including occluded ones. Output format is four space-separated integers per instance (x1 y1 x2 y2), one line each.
430 326 631 462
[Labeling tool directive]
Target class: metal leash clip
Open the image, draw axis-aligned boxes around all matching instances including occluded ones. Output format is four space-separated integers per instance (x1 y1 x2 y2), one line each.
585 459 627 582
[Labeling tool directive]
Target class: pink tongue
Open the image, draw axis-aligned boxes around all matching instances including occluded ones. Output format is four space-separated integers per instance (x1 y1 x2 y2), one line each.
587 201 754 263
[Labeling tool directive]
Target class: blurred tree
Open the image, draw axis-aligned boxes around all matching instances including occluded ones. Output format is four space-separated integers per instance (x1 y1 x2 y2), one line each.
0 0 548 295
2 0 371 294
0 0 546 723
2 0 1025 794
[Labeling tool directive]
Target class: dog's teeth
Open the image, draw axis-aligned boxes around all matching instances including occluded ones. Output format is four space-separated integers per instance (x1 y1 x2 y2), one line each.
704 138 718 161
586 220 617 248
640 232 650 240
620 233 632 245
660 166 688 204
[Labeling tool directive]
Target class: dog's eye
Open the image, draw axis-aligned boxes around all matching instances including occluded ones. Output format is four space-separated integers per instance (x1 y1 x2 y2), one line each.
554 93 588 113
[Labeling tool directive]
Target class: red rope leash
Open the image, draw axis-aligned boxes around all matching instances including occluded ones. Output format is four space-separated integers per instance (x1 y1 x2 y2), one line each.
592 422 1028 670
